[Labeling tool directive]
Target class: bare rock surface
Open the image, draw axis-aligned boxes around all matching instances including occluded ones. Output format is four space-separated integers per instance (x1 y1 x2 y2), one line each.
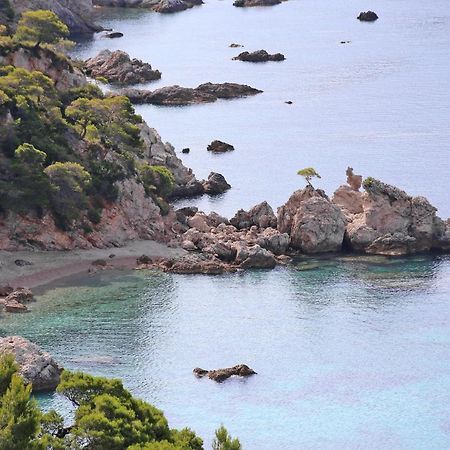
233 0 282 7
357 11 379 21
0 336 62 391
207 140 235 153
193 364 256 382
233 50 285 62
202 172 231 195
84 50 161 85
121 83 262 105
93 0 203 13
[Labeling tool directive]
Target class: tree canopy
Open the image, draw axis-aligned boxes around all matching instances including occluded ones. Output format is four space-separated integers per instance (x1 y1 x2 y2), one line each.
0 355 239 450
14 10 69 48
297 167 321 188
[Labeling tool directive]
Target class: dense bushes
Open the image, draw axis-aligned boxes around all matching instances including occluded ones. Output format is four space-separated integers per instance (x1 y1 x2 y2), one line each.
0 354 241 450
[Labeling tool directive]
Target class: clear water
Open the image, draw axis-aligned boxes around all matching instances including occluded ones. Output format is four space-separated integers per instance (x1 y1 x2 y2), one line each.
71 0 450 218
1 256 450 449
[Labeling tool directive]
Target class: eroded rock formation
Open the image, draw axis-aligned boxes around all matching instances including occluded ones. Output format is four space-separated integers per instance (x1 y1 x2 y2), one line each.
193 364 256 382
121 82 263 105
0 336 62 391
233 50 285 62
84 50 161 85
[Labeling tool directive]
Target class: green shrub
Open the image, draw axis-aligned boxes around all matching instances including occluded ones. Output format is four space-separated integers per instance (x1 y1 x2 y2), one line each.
87 208 102 224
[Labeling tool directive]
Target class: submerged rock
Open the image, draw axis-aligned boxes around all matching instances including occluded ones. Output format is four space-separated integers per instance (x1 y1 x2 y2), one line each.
0 336 62 391
194 364 257 382
233 50 285 62
207 140 235 153
357 11 378 22
84 50 161 85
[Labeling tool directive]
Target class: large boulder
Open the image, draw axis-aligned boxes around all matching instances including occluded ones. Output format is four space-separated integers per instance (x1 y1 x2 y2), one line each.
233 50 285 62
84 50 161 85
202 172 231 195
278 187 346 253
345 178 446 255
230 201 277 229
256 228 290 255
0 336 62 391
357 11 379 22
207 140 235 153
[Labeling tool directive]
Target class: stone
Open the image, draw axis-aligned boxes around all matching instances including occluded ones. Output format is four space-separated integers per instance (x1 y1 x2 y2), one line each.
5 301 28 313
357 11 378 22
278 187 346 253
187 213 212 232
122 82 261 106
0 286 14 297
207 140 235 153
239 245 277 269
105 31 124 38
84 50 161 85
202 172 231 195
248 201 277 228
0 336 62 391
5 287 33 303
14 259 33 266
332 185 364 218
193 364 256 382
346 167 362 191
233 0 281 6
256 228 290 255
233 50 285 62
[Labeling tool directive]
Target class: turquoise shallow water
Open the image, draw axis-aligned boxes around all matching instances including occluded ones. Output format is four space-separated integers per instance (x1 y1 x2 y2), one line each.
71 0 450 217
1 256 450 449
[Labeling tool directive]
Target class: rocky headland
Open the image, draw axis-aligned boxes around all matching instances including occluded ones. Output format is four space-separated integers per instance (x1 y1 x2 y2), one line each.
121 82 262 106
92 0 204 14
84 50 161 85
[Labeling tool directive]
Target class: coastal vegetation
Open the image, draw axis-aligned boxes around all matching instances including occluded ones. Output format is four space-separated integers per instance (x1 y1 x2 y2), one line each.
0 354 241 450
0 11 176 231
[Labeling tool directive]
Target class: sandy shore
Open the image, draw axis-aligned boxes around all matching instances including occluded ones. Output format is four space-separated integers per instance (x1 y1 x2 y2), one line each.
0 240 186 288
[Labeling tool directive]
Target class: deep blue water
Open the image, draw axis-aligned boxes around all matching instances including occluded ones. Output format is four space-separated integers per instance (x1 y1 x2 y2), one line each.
1 256 450 449
71 0 450 218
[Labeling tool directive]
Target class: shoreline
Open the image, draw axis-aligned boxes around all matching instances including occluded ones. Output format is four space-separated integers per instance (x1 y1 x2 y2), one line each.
0 240 185 289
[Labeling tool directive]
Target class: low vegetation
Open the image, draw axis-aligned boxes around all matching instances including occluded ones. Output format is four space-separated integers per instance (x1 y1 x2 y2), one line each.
0 354 242 449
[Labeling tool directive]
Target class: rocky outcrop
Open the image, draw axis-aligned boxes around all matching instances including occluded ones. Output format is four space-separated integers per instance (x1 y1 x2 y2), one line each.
207 140 234 153
0 336 62 391
84 50 161 85
202 172 231 195
8 0 101 33
193 364 256 382
0 46 86 91
0 287 34 313
93 0 203 14
342 178 448 255
230 201 277 229
357 11 378 22
121 82 262 106
277 186 346 253
233 50 285 62
233 0 282 6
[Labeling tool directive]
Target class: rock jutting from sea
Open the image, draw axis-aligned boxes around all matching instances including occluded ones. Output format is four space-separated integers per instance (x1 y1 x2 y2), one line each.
84 50 162 85
136 168 450 275
92 0 204 14
233 50 285 62
120 83 263 106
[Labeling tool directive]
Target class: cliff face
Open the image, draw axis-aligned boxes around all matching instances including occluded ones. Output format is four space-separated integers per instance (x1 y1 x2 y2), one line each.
8 0 101 33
